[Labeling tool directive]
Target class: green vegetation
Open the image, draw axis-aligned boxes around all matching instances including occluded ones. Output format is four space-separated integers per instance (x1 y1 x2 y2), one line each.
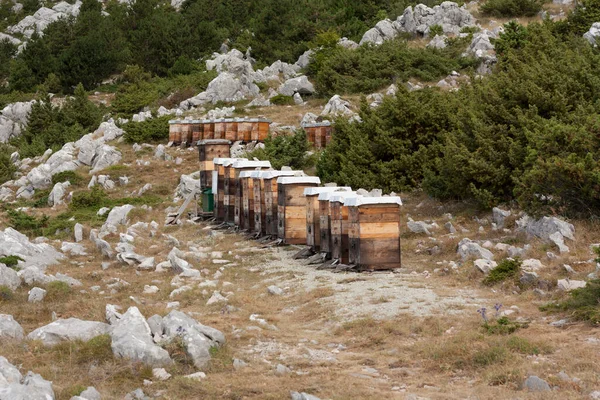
318 19 600 217
480 0 544 18
251 130 313 170
0 255 24 269
51 170 84 187
0 285 14 302
482 317 524 335
45 281 72 301
123 115 171 143
0 145 16 185
51 334 113 364
308 37 477 96
483 259 521 286
70 187 108 209
542 279 600 325
269 94 295 105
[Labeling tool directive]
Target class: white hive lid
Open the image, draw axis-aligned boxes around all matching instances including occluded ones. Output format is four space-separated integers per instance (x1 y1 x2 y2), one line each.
344 196 403 207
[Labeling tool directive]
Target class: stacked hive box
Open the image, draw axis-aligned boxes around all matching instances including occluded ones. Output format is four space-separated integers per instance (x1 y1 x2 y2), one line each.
317 190 357 258
276 177 321 245
197 140 231 190
231 161 272 228
304 187 351 251
169 118 272 147
302 121 333 149
212 158 246 221
261 171 303 237
329 192 361 264
346 196 403 270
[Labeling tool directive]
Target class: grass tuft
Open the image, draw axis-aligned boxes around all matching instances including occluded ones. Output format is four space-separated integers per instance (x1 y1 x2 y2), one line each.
483 258 521 286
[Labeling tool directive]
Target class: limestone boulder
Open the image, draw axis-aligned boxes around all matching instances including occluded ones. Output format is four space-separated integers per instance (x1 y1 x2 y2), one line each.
27 318 110 346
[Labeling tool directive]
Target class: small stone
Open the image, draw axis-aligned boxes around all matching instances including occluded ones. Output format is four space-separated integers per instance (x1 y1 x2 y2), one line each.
275 364 291 375
184 372 206 381
233 358 248 370
474 259 497 274
444 222 456 234
143 285 159 294
523 376 551 392
267 285 283 296
206 291 228 305
28 287 46 303
557 279 586 292
152 368 171 381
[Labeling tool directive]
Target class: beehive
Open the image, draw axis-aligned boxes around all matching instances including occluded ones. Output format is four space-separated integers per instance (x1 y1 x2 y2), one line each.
329 192 361 264
262 171 303 236
212 158 246 221
214 119 226 140
225 118 238 142
191 120 202 144
180 120 193 147
317 190 356 258
197 140 231 190
202 119 215 140
303 187 351 251
231 160 272 228
238 119 252 142
250 170 268 236
257 118 270 141
168 120 181 146
276 176 321 244
346 196 403 270
302 121 332 149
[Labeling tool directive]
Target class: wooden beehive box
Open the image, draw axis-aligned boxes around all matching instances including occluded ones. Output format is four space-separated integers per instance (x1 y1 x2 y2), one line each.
191 120 202 144
212 158 246 221
214 119 226 140
303 187 352 251
225 118 238 142
180 120 193 147
197 140 231 190
202 119 214 140
257 118 270 141
317 190 355 257
238 119 252 142
232 160 272 228
276 176 321 245
329 192 361 264
168 120 180 146
346 196 403 270
262 171 303 236
251 170 268 236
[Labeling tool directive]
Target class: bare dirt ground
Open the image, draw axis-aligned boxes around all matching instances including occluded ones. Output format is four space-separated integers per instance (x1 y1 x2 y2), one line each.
1 140 599 400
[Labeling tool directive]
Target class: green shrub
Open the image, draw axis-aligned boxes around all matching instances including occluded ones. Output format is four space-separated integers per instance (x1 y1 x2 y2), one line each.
482 317 524 335
0 255 24 269
51 170 83 186
32 189 50 208
0 285 14 302
270 94 295 105
7 209 50 235
123 115 170 144
45 281 72 301
429 24 443 37
251 130 311 170
480 0 544 17
541 279 600 325
0 145 16 185
70 187 108 210
483 259 521 286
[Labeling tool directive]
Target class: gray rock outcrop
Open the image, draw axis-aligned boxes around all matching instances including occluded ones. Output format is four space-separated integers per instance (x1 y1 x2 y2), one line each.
0 101 36 144
457 238 494 261
7 1 81 38
0 356 55 399
0 263 21 290
278 75 315 96
584 22 600 46
0 227 63 269
0 314 24 340
27 318 110 346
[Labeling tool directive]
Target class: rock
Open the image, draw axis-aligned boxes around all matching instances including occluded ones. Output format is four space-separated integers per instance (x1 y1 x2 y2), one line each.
293 93 304 105
17 266 55 286
184 372 206 381
124 388 150 400
590 391 600 400
109 306 172 367
247 95 271 107
71 386 101 400
154 144 167 160
0 358 55 399
523 375 551 392
61 242 87 256
137 183 152 197
15 185 34 200
427 34 447 49
94 120 123 142
407 220 434 235
444 222 457 234
233 358 248 370
517 215 575 241
291 392 322 400
177 171 200 198
161 310 225 369
48 182 70 207
278 75 315 96
394 2 475 37
97 207 110 216
338 37 359 49
520 271 538 286
458 238 494 261
152 368 171 381
557 279 586 292
101 204 134 233
138 258 155 270
321 95 354 117
0 101 36 144
74 223 84 242
267 285 283 295
207 291 227 305
27 287 46 303
7 1 80 38
0 314 24 340
0 263 21 290
474 259 497 274
584 22 600 46
522 259 544 272
549 231 569 253
466 30 496 58
275 364 291 375
119 176 129 186
27 318 110 346
294 49 314 69
75 135 104 166
492 207 511 228
89 145 122 174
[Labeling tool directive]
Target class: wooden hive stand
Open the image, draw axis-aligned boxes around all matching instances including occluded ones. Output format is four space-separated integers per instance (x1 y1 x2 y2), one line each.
276 176 321 245
261 171 304 238
197 140 231 191
231 160 272 229
303 187 352 252
345 196 403 271
212 158 246 222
